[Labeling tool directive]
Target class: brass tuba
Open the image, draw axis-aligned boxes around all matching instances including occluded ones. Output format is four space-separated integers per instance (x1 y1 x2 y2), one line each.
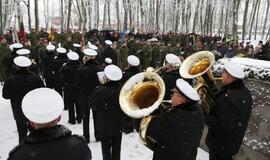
119 68 166 119
119 68 166 149
179 51 221 114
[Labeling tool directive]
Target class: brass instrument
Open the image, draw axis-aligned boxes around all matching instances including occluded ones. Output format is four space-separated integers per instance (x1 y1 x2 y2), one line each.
180 51 221 114
119 67 166 149
119 67 165 118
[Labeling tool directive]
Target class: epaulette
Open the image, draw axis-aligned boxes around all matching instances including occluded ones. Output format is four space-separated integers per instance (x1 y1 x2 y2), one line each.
8 143 25 159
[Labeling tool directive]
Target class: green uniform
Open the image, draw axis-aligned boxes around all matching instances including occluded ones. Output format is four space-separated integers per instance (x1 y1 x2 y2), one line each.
0 44 10 81
118 45 129 70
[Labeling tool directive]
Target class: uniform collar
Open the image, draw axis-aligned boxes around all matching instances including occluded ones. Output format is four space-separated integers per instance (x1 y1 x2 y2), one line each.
220 79 245 92
24 125 72 144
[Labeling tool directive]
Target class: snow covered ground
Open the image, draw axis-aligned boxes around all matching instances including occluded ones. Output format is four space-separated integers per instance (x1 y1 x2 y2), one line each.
0 85 209 160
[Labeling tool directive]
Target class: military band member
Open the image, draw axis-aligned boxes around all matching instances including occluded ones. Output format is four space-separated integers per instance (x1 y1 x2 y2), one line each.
2 56 44 144
51 47 68 97
89 65 124 160
161 54 182 101
40 43 56 88
103 57 112 68
8 88 92 160
121 55 141 133
206 61 252 160
140 79 205 160
59 51 82 124
101 40 118 65
76 48 103 143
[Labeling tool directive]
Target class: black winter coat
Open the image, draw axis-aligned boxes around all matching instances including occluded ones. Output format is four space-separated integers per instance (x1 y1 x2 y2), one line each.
51 54 68 86
146 102 205 160
161 70 180 100
121 66 140 84
76 60 103 97
89 81 124 137
8 125 92 160
101 46 118 65
206 80 252 156
59 60 82 97
2 69 45 121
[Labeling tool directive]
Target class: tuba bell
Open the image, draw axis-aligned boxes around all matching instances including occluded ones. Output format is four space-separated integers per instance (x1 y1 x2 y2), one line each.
119 68 166 119
179 51 221 114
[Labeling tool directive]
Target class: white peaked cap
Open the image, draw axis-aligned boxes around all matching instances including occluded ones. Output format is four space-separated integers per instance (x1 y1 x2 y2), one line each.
73 43 81 48
13 56 32 67
89 44 98 50
67 51 79 61
104 65 122 81
12 43 23 49
56 47 67 54
105 40 113 45
46 42 56 51
83 48 97 56
224 60 245 79
165 54 181 65
22 88 64 123
105 58 112 64
176 79 200 101
16 49 31 55
127 55 140 66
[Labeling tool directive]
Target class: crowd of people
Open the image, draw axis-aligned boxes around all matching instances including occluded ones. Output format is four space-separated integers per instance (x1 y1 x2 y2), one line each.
0 28 258 160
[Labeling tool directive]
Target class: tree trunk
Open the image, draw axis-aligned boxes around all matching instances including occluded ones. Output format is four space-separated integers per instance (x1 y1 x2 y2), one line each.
155 0 161 31
200 0 204 34
224 0 230 36
139 0 144 30
67 0 72 30
162 0 166 32
123 0 128 32
60 0 64 31
232 0 240 40
81 0 87 29
102 1 107 28
34 0 39 31
186 0 191 33
174 0 180 32
254 0 261 40
261 0 270 40
219 0 224 36
23 0 31 31
107 0 111 28
95 0 99 28
242 0 249 40
0 0 2 34
181 0 186 32
192 0 200 33
116 0 120 31
248 0 259 39
75 0 84 28
129 0 132 29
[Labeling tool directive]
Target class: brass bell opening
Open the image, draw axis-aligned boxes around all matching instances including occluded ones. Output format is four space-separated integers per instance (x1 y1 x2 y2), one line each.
130 82 160 109
189 59 211 75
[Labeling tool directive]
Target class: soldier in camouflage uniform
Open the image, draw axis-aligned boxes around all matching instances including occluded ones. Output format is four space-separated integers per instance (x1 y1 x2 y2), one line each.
118 42 129 70
27 28 39 46
151 41 162 68
72 29 82 44
0 37 10 83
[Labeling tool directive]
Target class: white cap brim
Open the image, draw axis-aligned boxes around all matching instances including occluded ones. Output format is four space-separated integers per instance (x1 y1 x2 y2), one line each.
13 56 32 67
12 43 23 49
127 55 140 66
16 49 31 55
176 79 200 101
165 54 181 65
56 47 67 54
224 60 245 79
83 48 97 56
22 88 64 123
105 40 113 45
46 45 56 51
73 43 81 48
105 58 112 64
67 51 79 60
104 65 122 81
